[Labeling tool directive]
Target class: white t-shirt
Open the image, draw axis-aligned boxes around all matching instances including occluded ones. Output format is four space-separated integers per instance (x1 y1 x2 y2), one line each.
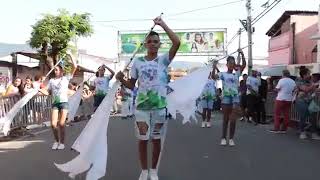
94 76 110 96
201 79 216 100
33 81 41 90
219 70 241 97
48 76 71 104
246 76 261 94
131 53 170 110
276 77 296 101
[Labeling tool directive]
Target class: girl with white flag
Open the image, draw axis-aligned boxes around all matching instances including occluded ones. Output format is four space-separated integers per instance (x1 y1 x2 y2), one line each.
0 58 64 136
39 58 77 150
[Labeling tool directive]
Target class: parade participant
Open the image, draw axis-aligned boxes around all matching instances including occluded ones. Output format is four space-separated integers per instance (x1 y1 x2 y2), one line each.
200 72 217 128
93 64 115 111
116 16 180 180
212 49 246 146
39 59 77 150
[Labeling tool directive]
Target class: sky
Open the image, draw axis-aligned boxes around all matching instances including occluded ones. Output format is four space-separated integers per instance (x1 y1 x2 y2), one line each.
0 0 318 60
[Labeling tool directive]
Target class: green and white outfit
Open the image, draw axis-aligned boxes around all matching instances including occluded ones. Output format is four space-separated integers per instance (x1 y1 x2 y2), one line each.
48 76 71 110
94 76 111 107
130 53 170 140
200 79 216 109
219 70 241 105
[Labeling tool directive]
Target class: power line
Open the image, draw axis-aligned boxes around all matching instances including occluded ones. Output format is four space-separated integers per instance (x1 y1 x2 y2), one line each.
167 0 245 17
251 0 279 23
252 0 282 25
226 0 283 47
92 0 244 23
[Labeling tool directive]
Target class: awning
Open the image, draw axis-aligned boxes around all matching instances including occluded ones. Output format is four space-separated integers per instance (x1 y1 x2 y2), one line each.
310 34 320 40
259 65 287 76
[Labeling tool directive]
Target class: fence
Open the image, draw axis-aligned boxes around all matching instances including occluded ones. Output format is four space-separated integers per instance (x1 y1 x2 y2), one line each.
266 92 320 126
0 95 52 131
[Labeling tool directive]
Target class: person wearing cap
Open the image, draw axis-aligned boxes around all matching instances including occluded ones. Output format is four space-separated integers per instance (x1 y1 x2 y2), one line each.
246 69 261 125
93 64 115 111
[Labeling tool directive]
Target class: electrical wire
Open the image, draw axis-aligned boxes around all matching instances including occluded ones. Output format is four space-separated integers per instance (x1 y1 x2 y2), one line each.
92 0 244 23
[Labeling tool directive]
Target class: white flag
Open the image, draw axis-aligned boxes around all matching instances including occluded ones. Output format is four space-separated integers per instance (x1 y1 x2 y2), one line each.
55 81 120 180
67 85 83 122
0 89 39 136
167 67 211 124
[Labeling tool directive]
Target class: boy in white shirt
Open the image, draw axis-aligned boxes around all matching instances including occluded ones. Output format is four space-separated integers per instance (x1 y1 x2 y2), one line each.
116 16 180 180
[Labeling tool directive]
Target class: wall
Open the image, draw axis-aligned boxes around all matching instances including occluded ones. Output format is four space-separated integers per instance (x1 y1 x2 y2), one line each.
291 15 318 64
268 31 292 65
280 18 291 34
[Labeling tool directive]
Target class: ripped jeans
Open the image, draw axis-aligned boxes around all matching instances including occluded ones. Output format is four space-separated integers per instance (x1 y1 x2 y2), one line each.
134 109 167 140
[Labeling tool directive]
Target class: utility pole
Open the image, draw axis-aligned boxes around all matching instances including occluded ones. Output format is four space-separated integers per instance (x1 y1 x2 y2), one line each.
246 0 253 75
237 28 242 65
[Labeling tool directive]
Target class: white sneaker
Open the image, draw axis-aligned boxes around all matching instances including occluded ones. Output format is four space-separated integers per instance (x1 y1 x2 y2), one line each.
149 169 159 180
206 122 211 128
138 170 149 180
57 144 65 150
52 142 59 150
299 132 307 140
229 139 235 146
220 139 227 146
311 133 320 140
201 122 206 128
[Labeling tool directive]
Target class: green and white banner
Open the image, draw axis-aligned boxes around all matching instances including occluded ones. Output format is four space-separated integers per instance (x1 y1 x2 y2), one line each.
119 29 227 56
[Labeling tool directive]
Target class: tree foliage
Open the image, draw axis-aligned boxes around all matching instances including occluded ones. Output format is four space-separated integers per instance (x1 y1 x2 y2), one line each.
28 9 93 72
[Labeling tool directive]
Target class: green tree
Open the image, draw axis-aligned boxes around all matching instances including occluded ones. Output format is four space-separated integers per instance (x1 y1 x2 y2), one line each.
17 9 93 73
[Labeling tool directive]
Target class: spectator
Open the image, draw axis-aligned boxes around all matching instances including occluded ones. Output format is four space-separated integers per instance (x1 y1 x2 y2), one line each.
67 82 77 97
33 74 43 90
24 76 34 94
295 66 320 140
246 70 261 125
239 74 248 122
257 72 268 124
4 77 24 97
75 83 94 121
269 70 296 133
213 88 222 111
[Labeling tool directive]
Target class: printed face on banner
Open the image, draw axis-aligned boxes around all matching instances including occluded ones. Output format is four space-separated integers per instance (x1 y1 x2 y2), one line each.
120 29 226 56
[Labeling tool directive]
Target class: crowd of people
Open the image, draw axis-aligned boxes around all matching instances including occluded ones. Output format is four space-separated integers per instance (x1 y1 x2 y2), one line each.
1 16 320 180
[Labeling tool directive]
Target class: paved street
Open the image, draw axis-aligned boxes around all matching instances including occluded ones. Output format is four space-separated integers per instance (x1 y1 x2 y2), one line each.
0 113 320 180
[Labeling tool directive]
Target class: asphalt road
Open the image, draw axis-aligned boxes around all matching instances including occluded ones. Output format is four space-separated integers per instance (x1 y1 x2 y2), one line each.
0 113 319 180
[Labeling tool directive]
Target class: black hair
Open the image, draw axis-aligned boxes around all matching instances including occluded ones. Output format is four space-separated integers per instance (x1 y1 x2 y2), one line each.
243 74 248 77
299 66 310 78
147 31 159 38
57 65 64 71
226 56 235 63
25 76 32 80
13 77 25 96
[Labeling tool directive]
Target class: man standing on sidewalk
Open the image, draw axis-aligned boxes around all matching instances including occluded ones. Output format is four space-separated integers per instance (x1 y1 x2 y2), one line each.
246 70 261 125
257 72 268 124
270 70 296 133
